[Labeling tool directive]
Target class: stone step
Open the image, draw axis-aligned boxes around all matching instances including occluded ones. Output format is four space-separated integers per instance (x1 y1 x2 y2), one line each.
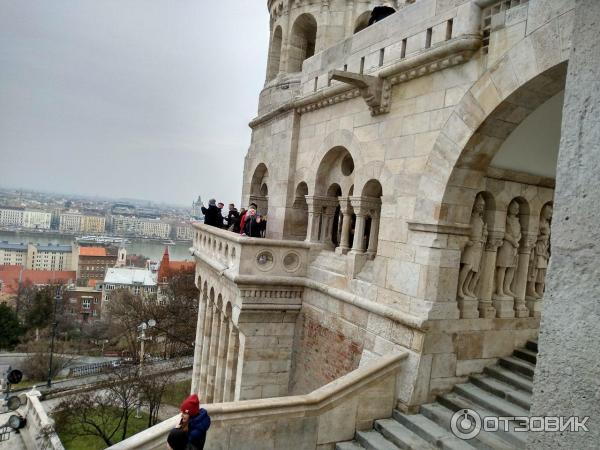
484 365 533 393
498 356 535 378
437 392 527 448
454 384 529 421
356 430 400 450
336 441 366 450
469 374 532 410
374 418 437 450
525 340 538 353
419 402 515 450
393 411 478 450
513 348 537 365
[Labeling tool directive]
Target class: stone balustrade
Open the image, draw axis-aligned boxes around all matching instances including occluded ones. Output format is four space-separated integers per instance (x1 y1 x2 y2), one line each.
192 223 310 280
19 389 65 450
108 352 407 450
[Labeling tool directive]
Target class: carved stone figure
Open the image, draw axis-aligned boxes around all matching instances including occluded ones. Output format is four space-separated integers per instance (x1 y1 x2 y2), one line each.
526 204 553 299
495 200 522 299
458 194 488 300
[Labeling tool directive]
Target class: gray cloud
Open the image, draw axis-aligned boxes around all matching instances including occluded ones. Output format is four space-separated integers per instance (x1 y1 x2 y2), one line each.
0 1 269 206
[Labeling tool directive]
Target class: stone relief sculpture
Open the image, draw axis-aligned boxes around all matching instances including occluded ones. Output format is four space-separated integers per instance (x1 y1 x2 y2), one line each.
527 204 553 299
458 194 488 300
494 200 521 300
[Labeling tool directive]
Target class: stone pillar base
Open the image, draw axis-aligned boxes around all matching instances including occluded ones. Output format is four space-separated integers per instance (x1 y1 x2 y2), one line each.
526 296 543 318
514 301 530 318
335 246 350 255
457 298 479 318
493 295 516 318
478 301 497 318
347 251 367 278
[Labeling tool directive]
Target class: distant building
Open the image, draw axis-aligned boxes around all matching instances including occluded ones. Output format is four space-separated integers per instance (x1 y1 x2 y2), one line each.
101 267 157 305
191 196 204 220
0 242 28 266
64 286 102 323
77 246 118 286
175 222 194 241
0 207 24 227
81 214 106 234
27 243 76 271
22 210 52 230
157 247 195 303
59 211 83 232
111 215 171 239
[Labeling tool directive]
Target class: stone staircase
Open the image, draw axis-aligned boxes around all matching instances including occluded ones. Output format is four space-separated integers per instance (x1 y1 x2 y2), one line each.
337 340 538 450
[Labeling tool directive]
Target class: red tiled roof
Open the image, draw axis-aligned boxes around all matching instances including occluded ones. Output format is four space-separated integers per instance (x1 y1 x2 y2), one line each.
79 247 107 257
0 266 76 295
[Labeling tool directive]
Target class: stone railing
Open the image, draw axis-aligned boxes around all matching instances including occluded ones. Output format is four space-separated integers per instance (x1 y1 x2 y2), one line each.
19 389 65 450
108 352 407 450
192 223 311 280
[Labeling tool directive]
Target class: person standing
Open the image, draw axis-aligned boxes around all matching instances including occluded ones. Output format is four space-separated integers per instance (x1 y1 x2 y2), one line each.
201 199 223 228
226 203 240 231
243 208 265 238
239 203 257 235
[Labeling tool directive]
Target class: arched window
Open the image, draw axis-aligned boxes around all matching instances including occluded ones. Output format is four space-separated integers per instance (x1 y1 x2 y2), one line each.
288 14 317 73
354 11 371 34
267 26 283 81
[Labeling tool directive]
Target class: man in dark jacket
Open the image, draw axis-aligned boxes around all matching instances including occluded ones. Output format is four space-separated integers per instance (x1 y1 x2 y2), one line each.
243 209 266 238
226 203 240 231
201 199 223 228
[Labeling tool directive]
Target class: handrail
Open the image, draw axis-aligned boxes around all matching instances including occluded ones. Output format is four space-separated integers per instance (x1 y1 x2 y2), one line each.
108 352 407 449
192 223 311 249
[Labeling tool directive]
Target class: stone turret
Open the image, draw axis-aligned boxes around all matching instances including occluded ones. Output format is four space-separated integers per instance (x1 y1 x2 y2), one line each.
265 0 404 83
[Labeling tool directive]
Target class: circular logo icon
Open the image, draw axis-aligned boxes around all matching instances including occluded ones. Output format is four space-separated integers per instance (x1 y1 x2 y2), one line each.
450 408 481 440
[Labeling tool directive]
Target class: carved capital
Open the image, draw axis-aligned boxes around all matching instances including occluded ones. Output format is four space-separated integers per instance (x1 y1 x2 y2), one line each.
349 196 382 216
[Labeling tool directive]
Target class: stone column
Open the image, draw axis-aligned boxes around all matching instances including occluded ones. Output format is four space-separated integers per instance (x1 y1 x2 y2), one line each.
198 298 213 399
476 234 502 318
365 212 381 259
349 197 367 254
336 197 353 254
304 196 323 243
223 324 240 402
191 290 207 394
205 303 221 403
320 200 339 248
512 233 536 318
214 315 230 403
530 2 600 447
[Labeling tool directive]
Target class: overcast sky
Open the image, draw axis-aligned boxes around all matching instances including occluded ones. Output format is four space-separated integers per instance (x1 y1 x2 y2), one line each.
0 1 269 207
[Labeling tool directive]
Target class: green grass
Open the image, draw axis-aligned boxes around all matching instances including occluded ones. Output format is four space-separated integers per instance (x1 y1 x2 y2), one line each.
162 378 192 407
57 410 150 450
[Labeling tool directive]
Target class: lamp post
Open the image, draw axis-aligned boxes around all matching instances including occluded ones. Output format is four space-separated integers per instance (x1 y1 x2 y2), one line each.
135 319 155 419
47 287 62 389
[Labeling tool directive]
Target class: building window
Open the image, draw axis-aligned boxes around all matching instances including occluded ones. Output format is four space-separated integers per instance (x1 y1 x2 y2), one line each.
82 298 91 309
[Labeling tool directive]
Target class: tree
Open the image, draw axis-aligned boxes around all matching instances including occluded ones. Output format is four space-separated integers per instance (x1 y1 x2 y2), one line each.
54 365 141 446
137 369 176 427
0 304 24 350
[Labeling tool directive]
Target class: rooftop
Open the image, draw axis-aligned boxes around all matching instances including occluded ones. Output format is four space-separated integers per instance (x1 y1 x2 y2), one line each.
79 246 107 257
0 266 76 294
35 244 72 253
0 241 27 251
104 267 156 286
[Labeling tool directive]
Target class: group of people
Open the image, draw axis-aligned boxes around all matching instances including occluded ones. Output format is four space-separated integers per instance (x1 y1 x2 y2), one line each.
201 199 266 238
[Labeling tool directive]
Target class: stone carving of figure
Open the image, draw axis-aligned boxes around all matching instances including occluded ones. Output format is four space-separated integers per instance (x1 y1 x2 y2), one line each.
526 204 553 299
494 200 521 299
458 194 488 300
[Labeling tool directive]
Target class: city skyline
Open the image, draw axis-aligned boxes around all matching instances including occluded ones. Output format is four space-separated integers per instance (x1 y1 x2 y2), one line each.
0 1 269 206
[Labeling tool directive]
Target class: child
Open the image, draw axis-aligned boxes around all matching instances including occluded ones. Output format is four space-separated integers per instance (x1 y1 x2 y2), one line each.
179 394 211 450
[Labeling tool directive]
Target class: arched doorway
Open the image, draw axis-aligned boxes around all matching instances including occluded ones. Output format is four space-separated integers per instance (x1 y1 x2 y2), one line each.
249 163 269 218
287 13 317 73
267 26 283 81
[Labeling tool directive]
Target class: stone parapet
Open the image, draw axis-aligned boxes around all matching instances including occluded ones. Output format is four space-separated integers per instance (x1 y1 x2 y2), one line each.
108 352 407 450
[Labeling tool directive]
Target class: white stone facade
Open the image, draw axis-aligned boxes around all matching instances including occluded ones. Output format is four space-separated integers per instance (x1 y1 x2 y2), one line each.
190 0 575 413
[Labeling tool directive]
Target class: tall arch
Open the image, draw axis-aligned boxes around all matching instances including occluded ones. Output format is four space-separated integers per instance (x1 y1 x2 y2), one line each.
249 163 269 216
290 182 309 241
354 10 371 33
287 13 317 73
267 26 283 81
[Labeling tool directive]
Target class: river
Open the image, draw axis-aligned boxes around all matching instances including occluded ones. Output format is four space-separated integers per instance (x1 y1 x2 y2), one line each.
0 230 193 262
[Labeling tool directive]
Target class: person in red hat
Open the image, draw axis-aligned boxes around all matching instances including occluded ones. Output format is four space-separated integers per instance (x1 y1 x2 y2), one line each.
174 393 211 450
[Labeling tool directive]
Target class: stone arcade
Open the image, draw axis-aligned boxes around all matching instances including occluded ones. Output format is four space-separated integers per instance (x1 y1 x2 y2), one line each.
111 0 600 449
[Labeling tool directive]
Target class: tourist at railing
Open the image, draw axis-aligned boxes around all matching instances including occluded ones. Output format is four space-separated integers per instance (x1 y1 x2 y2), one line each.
225 203 240 231
201 199 224 228
243 208 266 238
238 202 257 235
